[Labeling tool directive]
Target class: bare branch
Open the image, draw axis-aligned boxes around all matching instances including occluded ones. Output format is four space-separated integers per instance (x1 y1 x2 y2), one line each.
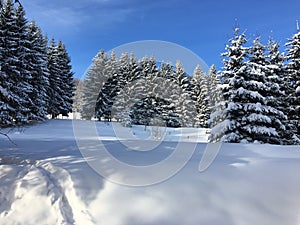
0 129 17 146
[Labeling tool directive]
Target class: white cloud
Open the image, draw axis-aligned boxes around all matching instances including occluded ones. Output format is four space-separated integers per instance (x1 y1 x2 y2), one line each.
22 0 135 35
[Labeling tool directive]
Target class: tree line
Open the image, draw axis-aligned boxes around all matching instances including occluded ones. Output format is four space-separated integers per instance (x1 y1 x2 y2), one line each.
0 0 74 128
77 27 299 145
75 50 219 128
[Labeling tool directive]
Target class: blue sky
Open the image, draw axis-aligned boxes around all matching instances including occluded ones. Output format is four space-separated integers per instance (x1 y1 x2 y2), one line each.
23 0 300 78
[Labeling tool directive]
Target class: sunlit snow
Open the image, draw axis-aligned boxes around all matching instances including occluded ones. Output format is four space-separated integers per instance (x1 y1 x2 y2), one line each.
1 120 300 225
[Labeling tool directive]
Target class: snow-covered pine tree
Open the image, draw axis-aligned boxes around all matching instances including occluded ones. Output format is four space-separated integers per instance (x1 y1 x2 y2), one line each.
191 65 210 127
13 3 35 123
243 37 286 144
0 0 27 125
55 40 74 116
172 61 196 127
285 30 300 141
266 38 296 144
26 21 50 121
159 62 181 127
207 64 222 111
207 65 222 129
81 49 107 120
209 27 248 142
73 78 84 119
0 0 14 126
47 38 68 119
47 38 65 118
112 52 131 124
130 56 161 126
96 51 119 121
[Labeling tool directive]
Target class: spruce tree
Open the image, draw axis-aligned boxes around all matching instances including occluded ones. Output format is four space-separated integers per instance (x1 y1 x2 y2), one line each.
47 38 65 118
285 30 300 141
73 78 84 119
0 0 25 125
207 65 222 111
207 65 222 129
159 62 181 127
14 3 35 123
172 61 196 127
243 37 285 144
55 40 74 116
191 65 210 127
209 28 248 142
81 49 107 120
266 38 295 144
26 21 49 121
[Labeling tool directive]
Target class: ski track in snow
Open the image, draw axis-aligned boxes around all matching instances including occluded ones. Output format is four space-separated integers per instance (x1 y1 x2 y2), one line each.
0 159 94 225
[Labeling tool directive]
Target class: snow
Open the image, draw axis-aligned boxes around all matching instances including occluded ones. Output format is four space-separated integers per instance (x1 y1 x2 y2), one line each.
1 120 300 225
296 86 300 94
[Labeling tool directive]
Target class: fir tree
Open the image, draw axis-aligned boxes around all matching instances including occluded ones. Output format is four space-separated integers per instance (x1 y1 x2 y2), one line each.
285 30 300 141
73 78 84 119
209 27 248 142
26 21 49 121
55 40 74 116
243 37 285 144
266 38 295 144
207 65 222 122
81 49 107 120
172 61 196 127
191 65 210 127
47 38 61 118
0 0 25 125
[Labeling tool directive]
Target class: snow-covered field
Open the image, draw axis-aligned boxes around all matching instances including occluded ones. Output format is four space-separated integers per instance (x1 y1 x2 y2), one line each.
0 120 300 225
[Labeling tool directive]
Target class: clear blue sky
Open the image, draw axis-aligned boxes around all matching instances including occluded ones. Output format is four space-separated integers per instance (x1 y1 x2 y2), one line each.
23 0 300 78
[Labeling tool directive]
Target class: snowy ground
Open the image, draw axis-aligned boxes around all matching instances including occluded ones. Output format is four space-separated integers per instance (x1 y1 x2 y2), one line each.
0 120 300 225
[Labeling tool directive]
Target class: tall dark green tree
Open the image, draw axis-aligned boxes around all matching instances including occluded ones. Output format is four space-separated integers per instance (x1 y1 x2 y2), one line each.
14 3 35 122
0 0 25 125
47 39 74 118
26 21 50 121
55 40 74 116
285 30 300 141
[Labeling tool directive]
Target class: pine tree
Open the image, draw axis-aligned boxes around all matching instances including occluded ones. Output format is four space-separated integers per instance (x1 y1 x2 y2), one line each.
191 65 210 127
0 0 25 125
207 65 222 111
73 78 84 119
172 61 196 127
266 38 295 144
96 51 119 121
207 65 222 129
130 56 160 126
55 40 74 116
13 3 34 123
81 49 107 120
26 21 49 121
47 38 64 118
112 52 131 124
0 0 13 126
243 37 285 144
209 27 248 142
285 30 300 141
